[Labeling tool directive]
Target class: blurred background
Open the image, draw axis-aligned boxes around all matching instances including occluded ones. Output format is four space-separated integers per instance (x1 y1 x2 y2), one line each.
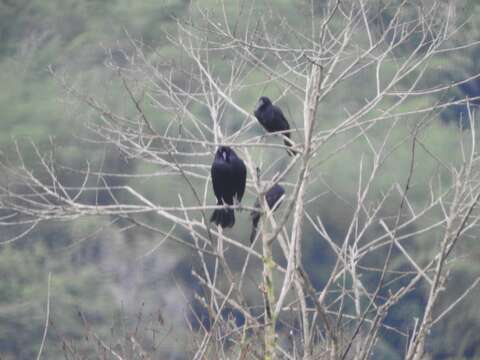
1 0 480 359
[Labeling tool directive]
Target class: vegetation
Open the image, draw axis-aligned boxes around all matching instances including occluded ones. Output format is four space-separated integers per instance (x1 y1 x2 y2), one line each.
1 0 480 359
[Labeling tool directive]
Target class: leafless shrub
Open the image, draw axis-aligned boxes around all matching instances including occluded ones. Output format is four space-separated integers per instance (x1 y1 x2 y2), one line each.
2 0 480 359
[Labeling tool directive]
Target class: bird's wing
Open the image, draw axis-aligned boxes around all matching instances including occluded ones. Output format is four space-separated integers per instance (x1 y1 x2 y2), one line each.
273 106 291 134
232 157 247 202
266 185 285 209
255 105 274 130
211 160 234 204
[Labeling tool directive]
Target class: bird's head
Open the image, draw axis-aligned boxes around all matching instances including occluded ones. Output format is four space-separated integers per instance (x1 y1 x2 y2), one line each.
255 96 272 112
217 146 231 162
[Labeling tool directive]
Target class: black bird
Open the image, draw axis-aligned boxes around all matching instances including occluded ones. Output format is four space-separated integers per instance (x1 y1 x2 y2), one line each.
254 96 297 156
210 146 247 228
250 184 285 243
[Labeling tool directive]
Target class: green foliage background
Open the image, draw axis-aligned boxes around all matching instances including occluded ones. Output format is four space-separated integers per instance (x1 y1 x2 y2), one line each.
1 0 480 358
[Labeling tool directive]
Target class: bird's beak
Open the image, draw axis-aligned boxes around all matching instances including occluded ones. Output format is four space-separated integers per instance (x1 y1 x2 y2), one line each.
222 151 227 161
254 99 263 112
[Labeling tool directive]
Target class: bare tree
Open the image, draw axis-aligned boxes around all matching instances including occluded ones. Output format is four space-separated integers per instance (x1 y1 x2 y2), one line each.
2 0 480 359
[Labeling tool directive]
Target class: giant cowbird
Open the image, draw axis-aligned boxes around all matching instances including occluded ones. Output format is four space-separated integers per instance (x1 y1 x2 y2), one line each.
250 183 285 243
210 146 247 228
254 96 297 156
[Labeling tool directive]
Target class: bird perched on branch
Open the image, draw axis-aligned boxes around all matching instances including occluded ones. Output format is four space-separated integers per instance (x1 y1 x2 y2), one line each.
254 96 297 156
250 183 285 243
210 146 247 228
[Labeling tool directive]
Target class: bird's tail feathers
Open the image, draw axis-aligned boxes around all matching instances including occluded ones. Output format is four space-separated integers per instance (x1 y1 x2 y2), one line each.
249 214 260 244
210 206 235 228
